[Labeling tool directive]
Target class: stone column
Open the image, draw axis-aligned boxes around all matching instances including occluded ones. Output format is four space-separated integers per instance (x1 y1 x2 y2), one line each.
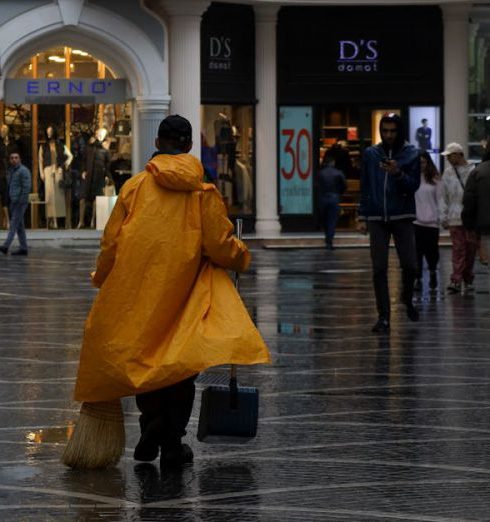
254 4 281 235
157 0 210 158
443 3 470 152
135 97 170 170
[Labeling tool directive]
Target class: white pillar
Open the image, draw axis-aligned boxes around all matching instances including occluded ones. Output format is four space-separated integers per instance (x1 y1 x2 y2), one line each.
254 5 281 235
158 0 210 158
135 97 170 171
443 3 470 152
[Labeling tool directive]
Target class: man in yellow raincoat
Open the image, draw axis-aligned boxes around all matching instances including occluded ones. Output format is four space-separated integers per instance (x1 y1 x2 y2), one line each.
73 115 270 467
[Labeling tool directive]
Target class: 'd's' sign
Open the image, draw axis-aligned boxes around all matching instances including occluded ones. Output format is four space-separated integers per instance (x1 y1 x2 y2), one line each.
337 39 379 73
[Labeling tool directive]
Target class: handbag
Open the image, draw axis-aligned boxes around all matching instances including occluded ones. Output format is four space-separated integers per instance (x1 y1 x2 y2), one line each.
197 219 260 442
58 168 73 190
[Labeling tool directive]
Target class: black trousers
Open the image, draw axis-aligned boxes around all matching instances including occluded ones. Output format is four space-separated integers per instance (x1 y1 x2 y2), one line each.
368 220 418 321
414 224 440 277
135 375 198 446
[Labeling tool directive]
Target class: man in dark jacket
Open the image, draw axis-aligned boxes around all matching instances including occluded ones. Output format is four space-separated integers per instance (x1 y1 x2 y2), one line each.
0 150 32 255
317 152 347 249
462 160 490 269
358 114 421 333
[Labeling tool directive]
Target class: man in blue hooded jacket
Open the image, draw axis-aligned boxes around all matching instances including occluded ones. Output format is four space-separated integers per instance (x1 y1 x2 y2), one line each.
357 114 421 333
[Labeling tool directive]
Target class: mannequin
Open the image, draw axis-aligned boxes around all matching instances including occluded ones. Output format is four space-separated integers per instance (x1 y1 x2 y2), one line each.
78 128 111 228
214 112 236 206
38 126 73 229
0 125 9 229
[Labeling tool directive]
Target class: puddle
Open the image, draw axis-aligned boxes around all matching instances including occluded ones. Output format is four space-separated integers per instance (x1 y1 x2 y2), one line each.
25 424 74 444
0 465 42 481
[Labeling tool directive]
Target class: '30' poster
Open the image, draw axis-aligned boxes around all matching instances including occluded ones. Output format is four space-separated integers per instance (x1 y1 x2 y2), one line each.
279 107 313 214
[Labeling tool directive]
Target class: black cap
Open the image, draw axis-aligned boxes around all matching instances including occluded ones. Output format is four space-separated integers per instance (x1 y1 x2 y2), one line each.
158 115 192 143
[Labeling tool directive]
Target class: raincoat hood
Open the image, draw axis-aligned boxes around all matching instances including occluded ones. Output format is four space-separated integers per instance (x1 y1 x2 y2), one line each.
146 153 204 192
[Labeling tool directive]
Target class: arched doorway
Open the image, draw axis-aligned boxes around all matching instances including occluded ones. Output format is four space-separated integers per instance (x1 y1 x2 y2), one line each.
0 0 170 229
3 47 132 228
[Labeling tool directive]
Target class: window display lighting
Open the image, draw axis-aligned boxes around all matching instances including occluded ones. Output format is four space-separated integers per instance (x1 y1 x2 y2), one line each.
48 56 65 63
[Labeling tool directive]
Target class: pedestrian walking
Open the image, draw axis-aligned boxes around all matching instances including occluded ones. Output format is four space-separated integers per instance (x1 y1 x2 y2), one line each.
439 143 477 294
357 113 421 334
317 151 346 249
63 115 270 470
462 154 490 287
0 150 31 256
413 151 442 291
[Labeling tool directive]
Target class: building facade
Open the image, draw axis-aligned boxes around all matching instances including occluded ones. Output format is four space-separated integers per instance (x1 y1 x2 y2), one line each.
0 0 482 233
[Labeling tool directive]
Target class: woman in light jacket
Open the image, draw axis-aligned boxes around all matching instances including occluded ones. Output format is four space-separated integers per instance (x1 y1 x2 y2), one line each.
414 152 442 291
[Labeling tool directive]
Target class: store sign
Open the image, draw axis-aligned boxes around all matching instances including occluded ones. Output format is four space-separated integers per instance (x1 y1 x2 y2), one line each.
208 36 232 70
201 3 254 104
279 107 313 214
337 39 379 72
5 79 127 104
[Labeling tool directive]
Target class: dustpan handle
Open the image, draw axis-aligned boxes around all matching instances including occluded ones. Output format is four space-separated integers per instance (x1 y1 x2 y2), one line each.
230 218 243 391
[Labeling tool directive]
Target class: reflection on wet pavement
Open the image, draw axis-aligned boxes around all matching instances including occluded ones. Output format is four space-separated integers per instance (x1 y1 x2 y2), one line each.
1 246 490 520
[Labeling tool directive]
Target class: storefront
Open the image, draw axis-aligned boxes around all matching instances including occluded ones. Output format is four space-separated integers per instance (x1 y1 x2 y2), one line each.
3 47 131 228
201 2 256 231
0 0 169 230
277 5 444 231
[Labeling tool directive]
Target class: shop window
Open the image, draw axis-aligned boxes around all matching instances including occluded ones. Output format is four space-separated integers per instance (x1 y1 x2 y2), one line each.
200 105 254 215
2 47 132 229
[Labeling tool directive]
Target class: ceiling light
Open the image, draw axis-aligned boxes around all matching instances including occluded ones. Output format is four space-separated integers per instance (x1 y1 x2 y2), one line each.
48 56 65 63
72 50 89 56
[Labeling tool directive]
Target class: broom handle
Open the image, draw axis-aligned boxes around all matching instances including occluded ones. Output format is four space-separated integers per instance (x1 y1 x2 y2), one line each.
230 218 243 384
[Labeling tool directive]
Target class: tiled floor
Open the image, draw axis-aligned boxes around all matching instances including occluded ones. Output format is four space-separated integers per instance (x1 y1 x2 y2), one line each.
0 245 489 521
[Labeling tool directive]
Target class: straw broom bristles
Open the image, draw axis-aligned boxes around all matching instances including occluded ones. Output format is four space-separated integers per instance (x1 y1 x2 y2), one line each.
62 400 125 469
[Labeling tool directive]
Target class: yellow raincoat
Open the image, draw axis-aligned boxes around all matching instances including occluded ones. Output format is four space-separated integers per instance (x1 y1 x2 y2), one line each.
74 154 270 403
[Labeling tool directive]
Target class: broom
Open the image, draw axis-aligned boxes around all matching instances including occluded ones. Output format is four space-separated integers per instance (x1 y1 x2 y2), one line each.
62 400 125 469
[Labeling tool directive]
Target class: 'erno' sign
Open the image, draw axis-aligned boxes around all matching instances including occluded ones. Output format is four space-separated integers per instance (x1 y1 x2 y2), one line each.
337 39 379 73
5 79 127 104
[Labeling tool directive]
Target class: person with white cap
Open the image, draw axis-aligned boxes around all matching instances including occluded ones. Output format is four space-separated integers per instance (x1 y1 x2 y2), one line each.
439 143 477 294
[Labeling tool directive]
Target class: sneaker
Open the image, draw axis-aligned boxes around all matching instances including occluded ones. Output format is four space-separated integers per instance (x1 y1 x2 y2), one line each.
464 282 475 293
371 318 390 334
413 278 422 292
0 246 7 255
10 249 28 256
447 281 461 294
325 242 335 251
429 271 438 290
160 443 193 468
406 303 419 322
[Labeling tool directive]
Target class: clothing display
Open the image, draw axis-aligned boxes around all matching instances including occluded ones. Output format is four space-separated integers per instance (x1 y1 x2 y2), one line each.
234 159 253 209
39 140 73 219
83 140 111 201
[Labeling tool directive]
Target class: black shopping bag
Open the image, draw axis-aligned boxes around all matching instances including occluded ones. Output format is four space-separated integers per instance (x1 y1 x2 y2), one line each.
197 219 260 442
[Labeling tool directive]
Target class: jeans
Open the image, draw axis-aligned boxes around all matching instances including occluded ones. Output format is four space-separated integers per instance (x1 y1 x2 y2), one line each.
3 202 28 251
135 375 198 447
320 193 340 244
448 226 478 284
368 220 418 321
414 224 439 277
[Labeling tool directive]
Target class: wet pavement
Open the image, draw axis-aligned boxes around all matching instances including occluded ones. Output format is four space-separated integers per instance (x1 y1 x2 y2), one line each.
1 244 490 521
